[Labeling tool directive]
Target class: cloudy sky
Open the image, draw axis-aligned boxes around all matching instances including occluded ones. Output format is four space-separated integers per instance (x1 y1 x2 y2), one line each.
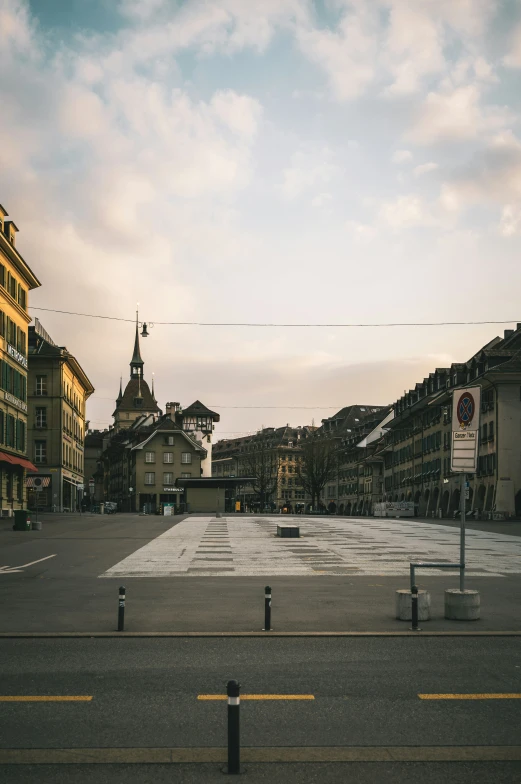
2 0 521 439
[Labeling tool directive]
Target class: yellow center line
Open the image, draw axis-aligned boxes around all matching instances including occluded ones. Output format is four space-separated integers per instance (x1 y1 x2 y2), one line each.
198 694 314 701
0 696 93 702
419 694 521 700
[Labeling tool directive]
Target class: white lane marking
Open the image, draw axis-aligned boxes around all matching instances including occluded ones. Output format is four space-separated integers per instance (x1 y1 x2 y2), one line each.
0 554 57 574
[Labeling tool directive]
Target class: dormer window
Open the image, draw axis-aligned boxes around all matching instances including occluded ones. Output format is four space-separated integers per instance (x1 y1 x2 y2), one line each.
134 397 143 407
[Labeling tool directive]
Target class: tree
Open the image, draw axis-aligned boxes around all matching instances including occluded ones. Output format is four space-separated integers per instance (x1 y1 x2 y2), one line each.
296 432 338 509
242 442 279 510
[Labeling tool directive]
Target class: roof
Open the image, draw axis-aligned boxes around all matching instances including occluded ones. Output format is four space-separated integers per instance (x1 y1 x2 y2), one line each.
114 377 160 414
130 416 207 454
182 400 220 422
28 326 95 396
176 477 254 488
131 325 144 368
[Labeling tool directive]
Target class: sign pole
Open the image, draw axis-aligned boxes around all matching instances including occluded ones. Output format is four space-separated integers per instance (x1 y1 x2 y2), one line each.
460 473 466 592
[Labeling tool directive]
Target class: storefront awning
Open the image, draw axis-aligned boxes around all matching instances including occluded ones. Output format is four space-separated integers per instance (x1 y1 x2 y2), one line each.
0 452 38 472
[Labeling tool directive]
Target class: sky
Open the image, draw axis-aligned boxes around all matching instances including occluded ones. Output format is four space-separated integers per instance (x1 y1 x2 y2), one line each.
2 0 521 440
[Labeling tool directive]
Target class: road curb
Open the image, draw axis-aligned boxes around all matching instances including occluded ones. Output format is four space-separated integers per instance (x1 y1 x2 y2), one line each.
1 631 520 638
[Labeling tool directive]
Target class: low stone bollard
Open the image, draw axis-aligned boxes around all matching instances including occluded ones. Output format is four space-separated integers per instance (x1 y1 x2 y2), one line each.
395 589 431 621
444 589 480 620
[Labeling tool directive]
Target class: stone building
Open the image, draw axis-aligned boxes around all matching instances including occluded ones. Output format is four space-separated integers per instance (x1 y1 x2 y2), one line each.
212 425 315 511
321 405 389 513
0 205 41 514
340 325 521 520
27 319 94 511
83 428 105 506
101 324 219 511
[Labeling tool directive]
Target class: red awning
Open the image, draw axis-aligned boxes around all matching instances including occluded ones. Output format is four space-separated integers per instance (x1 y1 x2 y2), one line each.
0 452 38 472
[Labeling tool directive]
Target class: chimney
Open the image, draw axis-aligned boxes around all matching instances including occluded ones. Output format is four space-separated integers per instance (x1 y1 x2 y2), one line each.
504 329 514 340
4 219 18 246
165 402 181 420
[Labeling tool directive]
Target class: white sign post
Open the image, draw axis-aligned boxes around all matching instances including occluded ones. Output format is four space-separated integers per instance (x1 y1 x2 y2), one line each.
451 386 481 592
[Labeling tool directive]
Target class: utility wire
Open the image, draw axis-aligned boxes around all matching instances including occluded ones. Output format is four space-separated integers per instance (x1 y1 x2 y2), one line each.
30 306 520 328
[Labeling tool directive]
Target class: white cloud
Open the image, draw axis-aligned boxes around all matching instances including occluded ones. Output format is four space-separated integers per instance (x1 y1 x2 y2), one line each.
311 192 333 208
504 23 521 68
345 220 376 241
296 3 379 100
499 205 521 236
406 85 510 145
379 194 435 228
278 147 339 200
413 162 439 177
392 149 413 164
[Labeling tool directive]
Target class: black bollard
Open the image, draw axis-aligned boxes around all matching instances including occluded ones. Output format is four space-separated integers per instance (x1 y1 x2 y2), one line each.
263 585 272 631
410 585 420 632
227 679 241 774
118 586 126 632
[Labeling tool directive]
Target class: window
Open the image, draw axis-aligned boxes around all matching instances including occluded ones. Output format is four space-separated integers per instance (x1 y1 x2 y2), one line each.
181 472 191 478
145 451 155 463
165 436 174 445
36 375 47 395
163 472 174 485
0 264 4 288
15 420 25 451
144 472 155 485
489 420 494 441
35 407 47 428
35 440 47 463
6 414 14 447
181 452 192 464
163 452 173 463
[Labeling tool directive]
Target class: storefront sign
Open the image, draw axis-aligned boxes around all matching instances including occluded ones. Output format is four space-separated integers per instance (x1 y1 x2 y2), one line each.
3 391 27 412
163 487 183 492
7 344 28 369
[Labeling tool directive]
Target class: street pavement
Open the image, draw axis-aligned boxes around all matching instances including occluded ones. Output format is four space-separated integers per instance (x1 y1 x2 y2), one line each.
0 637 520 782
1 512 521 633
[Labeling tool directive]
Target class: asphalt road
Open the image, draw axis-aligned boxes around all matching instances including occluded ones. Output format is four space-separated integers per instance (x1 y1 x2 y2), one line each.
0 637 520 782
1 513 521 633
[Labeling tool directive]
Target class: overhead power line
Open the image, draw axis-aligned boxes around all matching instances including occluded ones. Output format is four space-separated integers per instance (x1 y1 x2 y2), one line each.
30 306 520 328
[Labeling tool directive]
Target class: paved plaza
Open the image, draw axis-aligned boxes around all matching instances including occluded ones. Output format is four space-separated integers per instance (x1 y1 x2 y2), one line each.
100 515 521 578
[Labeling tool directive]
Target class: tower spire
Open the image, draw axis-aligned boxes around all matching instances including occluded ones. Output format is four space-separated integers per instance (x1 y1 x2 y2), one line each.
151 372 156 401
116 376 123 403
130 309 144 379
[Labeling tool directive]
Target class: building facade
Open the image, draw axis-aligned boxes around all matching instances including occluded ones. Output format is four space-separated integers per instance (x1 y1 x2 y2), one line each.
27 319 94 511
336 325 521 520
212 425 315 511
101 325 219 511
0 205 41 514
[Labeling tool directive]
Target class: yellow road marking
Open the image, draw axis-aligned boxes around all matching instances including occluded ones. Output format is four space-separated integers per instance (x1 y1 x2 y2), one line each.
198 694 314 701
0 696 93 702
419 694 521 700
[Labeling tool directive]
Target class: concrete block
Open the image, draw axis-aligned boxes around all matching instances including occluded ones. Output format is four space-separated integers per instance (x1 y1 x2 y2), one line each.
395 589 431 621
31 521 42 531
444 589 480 621
277 525 300 538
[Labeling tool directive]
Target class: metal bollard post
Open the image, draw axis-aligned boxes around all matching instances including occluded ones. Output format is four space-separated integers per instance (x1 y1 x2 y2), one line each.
227 679 241 774
118 586 125 632
263 585 272 631
410 585 420 632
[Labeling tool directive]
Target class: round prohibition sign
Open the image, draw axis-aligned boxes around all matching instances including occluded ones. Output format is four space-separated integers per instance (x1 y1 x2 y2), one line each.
456 392 476 427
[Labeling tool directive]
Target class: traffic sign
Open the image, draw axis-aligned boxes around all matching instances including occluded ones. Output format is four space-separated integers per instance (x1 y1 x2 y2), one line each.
451 386 481 473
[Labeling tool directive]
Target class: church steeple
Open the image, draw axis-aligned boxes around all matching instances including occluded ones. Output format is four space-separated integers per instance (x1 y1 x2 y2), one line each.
116 376 123 404
130 311 144 379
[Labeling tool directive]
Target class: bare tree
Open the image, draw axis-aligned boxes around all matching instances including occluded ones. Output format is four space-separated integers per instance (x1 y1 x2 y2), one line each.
242 443 279 510
296 433 338 509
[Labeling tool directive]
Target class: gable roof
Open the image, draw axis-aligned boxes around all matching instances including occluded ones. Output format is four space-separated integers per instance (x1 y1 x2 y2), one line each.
182 400 220 422
130 417 207 454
